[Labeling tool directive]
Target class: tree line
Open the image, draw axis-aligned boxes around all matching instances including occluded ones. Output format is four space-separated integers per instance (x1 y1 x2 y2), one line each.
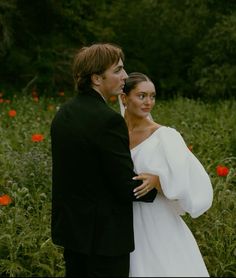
0 0 235 99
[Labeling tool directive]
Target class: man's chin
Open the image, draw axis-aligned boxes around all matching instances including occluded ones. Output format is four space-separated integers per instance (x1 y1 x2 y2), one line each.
115 89 123 95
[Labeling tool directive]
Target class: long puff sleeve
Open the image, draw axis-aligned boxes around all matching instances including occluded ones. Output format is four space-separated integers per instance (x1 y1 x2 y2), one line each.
131 127 213 218
157 127 213 218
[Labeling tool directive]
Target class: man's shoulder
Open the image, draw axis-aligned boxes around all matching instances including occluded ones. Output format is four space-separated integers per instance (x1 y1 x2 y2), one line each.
54 93 125 128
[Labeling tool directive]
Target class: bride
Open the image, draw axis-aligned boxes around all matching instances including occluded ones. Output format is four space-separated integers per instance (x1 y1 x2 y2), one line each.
119 72 213 277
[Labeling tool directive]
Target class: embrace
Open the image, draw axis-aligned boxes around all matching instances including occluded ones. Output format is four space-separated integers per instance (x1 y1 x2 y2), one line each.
50 43 213 277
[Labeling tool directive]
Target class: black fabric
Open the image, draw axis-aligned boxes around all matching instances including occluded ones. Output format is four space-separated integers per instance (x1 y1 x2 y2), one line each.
64 248 129 277
51 88 157 256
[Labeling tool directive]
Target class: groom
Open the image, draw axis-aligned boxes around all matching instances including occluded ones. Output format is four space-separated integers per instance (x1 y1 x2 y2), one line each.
50 43 158 277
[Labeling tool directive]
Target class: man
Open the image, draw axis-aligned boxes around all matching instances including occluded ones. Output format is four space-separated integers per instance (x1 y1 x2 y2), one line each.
50 43 158 277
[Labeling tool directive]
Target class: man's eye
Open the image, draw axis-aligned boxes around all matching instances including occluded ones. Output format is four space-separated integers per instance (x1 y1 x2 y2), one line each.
115 67 122 73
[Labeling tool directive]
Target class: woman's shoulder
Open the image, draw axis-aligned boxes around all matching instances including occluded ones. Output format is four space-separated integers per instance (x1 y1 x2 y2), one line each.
151 125 184 144
156 125 180 135
149 123 178 134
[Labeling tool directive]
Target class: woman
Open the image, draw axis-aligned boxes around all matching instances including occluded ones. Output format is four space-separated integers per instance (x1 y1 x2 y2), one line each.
119 72 213 277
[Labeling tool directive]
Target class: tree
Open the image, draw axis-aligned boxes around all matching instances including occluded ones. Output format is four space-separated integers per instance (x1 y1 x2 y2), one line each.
0 0 16 58
190 11 236 99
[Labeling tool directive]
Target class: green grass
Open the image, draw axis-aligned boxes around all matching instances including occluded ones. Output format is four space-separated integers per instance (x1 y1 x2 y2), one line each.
0 95 235 277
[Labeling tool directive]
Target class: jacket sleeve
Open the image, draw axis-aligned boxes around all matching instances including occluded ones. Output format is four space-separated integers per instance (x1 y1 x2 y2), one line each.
95 112 157 203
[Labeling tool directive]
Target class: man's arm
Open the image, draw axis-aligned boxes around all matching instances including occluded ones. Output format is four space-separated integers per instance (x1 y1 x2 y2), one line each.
96 112 157 203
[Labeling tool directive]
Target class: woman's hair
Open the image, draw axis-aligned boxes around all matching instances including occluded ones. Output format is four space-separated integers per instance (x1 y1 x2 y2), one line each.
123 72 151 95
73 43 124 92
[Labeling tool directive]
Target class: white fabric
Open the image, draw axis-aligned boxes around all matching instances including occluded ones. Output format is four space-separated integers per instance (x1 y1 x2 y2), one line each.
129 126 213 277
118 94 126 117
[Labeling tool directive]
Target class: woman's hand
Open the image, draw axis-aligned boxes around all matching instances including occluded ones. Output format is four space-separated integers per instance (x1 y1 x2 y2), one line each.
133 173 162 198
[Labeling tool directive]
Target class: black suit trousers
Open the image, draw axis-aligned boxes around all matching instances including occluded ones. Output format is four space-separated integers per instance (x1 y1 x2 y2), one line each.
64 248 129 277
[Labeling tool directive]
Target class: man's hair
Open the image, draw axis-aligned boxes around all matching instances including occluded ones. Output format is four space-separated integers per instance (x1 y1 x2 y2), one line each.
73 43 125 92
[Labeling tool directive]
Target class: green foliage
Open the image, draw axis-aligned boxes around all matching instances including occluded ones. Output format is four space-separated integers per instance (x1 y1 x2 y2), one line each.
191 12 236 99
84 0 236 99
230 122 236 157
0 95 65 277
0 95 235 276
1 0 236 99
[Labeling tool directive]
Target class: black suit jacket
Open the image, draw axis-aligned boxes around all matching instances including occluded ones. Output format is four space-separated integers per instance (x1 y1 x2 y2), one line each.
50 89 157 256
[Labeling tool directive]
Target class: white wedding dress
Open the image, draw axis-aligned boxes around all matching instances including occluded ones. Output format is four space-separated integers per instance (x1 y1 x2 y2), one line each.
129 126 213 277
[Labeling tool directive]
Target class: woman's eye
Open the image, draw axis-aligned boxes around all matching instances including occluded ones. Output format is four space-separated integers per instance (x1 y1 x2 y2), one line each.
138 94 155 100
138 94 145 100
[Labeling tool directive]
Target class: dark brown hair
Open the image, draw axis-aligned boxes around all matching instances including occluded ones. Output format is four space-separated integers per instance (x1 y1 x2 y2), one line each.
123 72 151 95
73 43 125 92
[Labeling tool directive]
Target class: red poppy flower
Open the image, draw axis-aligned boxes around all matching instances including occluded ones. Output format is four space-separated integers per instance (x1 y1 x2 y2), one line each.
31 90 38 97
0 98 3 103
216 165 229 177
188 145 193 152
109 95 117 103
31 133 44 142
8 109 17 117
32 96 39 102
0 194 12 206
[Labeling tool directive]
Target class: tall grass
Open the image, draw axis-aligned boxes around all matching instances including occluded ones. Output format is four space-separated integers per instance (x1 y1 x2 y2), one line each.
0 95 235 277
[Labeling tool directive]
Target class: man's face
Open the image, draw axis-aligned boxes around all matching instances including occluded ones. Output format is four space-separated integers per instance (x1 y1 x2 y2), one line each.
99 58 128 100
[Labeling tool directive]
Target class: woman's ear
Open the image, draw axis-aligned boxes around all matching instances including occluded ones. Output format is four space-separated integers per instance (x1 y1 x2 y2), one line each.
120 93 127 106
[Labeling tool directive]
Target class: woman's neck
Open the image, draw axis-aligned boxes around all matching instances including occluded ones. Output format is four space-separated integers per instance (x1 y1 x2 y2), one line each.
124 113 150 133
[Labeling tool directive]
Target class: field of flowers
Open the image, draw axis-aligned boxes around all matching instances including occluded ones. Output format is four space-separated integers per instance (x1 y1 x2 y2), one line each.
0 92 235 277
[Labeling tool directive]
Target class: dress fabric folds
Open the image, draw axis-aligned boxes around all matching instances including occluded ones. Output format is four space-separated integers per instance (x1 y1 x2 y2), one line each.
129 126 213 277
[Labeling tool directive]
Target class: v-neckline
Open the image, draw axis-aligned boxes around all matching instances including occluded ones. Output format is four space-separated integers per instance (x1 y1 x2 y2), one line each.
130 126 165 152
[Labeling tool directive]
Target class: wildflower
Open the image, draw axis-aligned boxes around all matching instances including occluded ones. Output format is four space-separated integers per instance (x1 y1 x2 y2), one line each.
8 109 17 117
32 96 39 102
32 90 38 97
31 133 44 142
188 145 193 152
216 165 229 177
0 98 3 103
58 91 65 97
0 194 12 206
109 95 117 103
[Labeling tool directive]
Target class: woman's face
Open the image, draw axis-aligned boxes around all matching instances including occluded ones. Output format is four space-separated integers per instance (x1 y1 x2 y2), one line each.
123 81 156 118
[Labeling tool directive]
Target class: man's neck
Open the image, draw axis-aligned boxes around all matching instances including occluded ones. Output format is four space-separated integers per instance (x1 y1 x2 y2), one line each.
92 86 107 102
